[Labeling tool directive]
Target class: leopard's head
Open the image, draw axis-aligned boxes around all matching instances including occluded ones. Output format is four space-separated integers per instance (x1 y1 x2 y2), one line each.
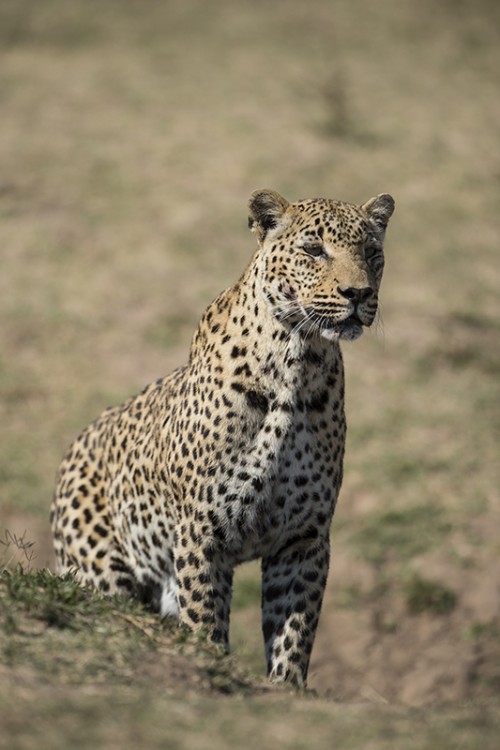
248 189 394 342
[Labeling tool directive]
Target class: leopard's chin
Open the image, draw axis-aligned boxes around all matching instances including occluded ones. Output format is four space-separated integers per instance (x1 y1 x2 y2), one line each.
321 317 364 342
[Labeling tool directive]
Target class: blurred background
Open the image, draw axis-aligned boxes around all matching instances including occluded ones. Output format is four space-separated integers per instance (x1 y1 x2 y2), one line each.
1 0 499 706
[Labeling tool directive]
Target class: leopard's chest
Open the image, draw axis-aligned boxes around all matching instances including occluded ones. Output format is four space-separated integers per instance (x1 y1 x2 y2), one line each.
160 330 345 560
211 381 346 563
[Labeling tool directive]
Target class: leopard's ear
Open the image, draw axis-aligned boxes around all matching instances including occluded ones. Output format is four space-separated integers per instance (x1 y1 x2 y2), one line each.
248 189 289 242
361 193 395 231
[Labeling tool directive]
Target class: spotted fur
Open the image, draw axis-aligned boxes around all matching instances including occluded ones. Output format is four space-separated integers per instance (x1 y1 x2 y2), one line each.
51 189 394 685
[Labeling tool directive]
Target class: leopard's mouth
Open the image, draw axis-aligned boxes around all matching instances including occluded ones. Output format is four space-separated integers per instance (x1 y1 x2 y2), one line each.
321 315 364 342
304 308 366 342
272 289 368 342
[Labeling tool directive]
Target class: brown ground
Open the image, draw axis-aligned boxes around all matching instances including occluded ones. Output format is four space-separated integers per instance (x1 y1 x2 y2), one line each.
1 1 499 741
4 504 498 707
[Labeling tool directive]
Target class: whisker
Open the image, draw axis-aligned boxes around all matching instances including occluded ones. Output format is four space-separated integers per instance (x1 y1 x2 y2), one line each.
277 307 301 322
305 318 317 342
374 306 385 343
288 310 314 340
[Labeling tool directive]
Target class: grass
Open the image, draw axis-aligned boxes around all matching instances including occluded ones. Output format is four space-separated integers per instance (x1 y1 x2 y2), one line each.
1 0 499 745
404 575 457 616
0 560 256 693
1 562 499 750
232 561 262 611
1 564 163 681
348 504 452 566
3 687 499 750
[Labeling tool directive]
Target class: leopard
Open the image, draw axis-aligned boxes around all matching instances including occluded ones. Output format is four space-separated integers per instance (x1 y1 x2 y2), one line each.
51 188 394 686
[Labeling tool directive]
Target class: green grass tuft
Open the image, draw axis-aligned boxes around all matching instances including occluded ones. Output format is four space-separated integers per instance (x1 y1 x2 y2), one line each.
404 575 457 616
349 504 452 566
1 565 91 629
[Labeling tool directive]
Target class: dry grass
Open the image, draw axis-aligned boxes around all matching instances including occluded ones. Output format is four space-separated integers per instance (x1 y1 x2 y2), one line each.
1 0 499 745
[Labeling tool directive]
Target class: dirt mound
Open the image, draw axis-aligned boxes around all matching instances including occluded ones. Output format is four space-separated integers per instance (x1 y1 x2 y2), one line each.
3 512 499 707
309 549 500 706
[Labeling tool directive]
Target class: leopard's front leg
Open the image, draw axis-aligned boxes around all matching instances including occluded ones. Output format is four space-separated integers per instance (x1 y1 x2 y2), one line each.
174 528 234 650
261 535 330 686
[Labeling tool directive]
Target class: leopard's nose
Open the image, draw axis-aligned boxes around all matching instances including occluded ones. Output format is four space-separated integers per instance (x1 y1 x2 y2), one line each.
337 285 373 303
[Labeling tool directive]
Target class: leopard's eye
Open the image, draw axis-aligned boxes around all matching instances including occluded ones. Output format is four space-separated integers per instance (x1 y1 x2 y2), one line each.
302 243 325 258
